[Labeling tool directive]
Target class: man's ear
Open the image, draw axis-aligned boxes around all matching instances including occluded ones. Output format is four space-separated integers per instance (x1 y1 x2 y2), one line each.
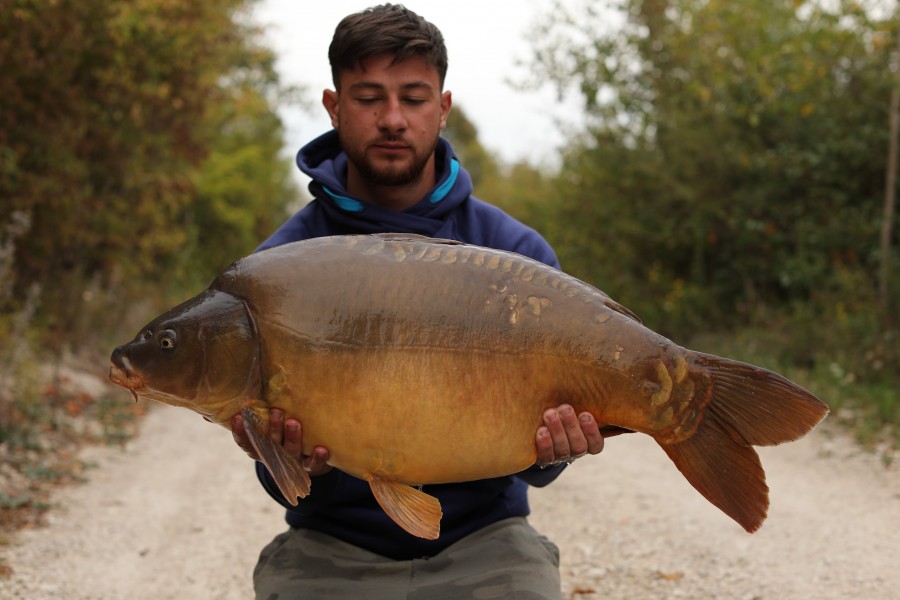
439 90 452 130
322 89 340 128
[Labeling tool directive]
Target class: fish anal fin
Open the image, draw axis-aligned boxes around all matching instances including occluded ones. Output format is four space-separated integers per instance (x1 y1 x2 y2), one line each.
660 410 768 533
368 475 442 540
241 407 311 506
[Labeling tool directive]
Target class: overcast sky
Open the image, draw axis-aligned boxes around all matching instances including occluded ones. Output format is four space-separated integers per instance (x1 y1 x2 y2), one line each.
251 0 584 173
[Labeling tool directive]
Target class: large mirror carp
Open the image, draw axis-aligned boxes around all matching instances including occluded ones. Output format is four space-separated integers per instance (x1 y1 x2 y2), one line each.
109 234 828 539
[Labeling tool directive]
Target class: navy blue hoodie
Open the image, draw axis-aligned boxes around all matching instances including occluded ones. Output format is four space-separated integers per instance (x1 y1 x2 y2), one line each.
255 130 567 560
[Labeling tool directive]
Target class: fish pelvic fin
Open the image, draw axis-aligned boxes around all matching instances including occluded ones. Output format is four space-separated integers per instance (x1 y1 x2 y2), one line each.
659 352 828 533
241 407 311 505
367 475 442 540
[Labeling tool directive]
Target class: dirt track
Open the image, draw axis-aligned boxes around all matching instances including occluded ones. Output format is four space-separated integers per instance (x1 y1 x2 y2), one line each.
1 402 897 599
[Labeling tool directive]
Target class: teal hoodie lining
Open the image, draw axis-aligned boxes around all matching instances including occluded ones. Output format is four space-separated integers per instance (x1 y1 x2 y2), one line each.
321 158 460 213
429 158 460 204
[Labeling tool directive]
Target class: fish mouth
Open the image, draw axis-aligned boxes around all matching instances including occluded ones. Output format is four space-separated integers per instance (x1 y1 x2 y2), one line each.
108 354 144 401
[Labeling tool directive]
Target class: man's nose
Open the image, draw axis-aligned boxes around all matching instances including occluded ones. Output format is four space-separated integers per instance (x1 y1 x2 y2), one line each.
377 97 407 132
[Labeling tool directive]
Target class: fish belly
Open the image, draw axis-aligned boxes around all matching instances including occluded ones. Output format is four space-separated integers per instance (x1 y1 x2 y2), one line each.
265 347 598 485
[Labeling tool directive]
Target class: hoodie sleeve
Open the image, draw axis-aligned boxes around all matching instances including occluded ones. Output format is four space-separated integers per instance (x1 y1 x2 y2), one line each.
457 197 561 269
255 211 312 252
508 232 560 270
515 462 568 486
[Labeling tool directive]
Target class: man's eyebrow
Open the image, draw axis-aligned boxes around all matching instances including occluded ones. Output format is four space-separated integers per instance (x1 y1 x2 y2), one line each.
348 81 435 92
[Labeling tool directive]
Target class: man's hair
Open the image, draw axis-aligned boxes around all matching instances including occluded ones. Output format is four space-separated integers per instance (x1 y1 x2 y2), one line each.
329 4 448 89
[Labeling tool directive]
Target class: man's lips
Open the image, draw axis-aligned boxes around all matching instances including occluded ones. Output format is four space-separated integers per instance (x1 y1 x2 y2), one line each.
372 141 410 153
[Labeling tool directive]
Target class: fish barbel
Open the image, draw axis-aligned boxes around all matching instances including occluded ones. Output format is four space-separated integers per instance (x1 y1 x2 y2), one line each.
109 234 828 539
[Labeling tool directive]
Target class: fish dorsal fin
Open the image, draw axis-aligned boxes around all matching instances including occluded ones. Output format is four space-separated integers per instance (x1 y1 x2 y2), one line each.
241 407 311 505
371 233 463 246
603 298 642 323
572 277 643 324
368 475 442 540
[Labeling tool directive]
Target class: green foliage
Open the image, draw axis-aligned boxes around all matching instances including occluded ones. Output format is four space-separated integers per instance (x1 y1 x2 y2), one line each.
181 51 305 289
689 316 900 447
0 212 42 448
0 0 302 489
0 0 306 545
0 0 301 350
522 0 897 328
443 104 502 189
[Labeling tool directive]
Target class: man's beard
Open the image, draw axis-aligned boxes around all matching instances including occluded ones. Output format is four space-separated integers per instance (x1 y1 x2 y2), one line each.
342 133 438 187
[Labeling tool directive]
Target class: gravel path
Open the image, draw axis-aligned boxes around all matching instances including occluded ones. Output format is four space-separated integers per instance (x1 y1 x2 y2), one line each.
1 403 897 599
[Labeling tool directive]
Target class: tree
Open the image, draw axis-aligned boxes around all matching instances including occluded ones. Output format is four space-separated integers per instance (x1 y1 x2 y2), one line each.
442 104 500 189
0 0 300 347
882 4 900 324
523 0 895 336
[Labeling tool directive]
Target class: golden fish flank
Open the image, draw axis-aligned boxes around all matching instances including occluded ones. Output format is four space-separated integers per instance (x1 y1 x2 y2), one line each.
109 233 828 541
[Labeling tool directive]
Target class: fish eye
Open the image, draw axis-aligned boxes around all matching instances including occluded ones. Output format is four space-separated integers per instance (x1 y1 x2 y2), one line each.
158 330 177 351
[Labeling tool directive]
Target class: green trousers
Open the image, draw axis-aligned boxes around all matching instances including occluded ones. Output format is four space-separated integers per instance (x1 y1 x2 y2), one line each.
253 517 562 600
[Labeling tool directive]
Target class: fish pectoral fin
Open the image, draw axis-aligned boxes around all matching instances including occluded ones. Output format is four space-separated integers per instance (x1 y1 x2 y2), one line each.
368 475 442 540
241 407 311 506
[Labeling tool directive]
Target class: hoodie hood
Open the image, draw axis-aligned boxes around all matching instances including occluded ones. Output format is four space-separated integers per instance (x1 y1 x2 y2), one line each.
295 130 474 236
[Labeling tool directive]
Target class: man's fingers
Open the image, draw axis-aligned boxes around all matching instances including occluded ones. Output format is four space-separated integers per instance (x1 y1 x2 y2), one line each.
542 406 571 459
268 408 284 446
535 427 555 466
535 405 606 467
232 411 333 478
231 413 259 460
287 420 333 476
578 412 605 455
304 446 332 477
558 404 588 457
283 418 302 458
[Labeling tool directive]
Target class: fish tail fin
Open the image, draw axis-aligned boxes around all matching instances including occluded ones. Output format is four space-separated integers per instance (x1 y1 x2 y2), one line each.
659 352 828 532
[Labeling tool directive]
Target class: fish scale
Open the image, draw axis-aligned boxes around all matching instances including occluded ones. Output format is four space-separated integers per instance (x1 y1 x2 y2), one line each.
109 233 828 540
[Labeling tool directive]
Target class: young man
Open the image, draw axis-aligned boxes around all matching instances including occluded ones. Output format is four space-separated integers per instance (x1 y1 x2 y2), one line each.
231 5 604 599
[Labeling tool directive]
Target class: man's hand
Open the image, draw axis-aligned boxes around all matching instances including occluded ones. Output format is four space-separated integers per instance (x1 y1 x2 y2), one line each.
231 408 332 477
535 404 604 467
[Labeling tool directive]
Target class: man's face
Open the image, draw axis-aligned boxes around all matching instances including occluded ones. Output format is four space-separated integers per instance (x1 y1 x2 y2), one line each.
323 53 452 189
